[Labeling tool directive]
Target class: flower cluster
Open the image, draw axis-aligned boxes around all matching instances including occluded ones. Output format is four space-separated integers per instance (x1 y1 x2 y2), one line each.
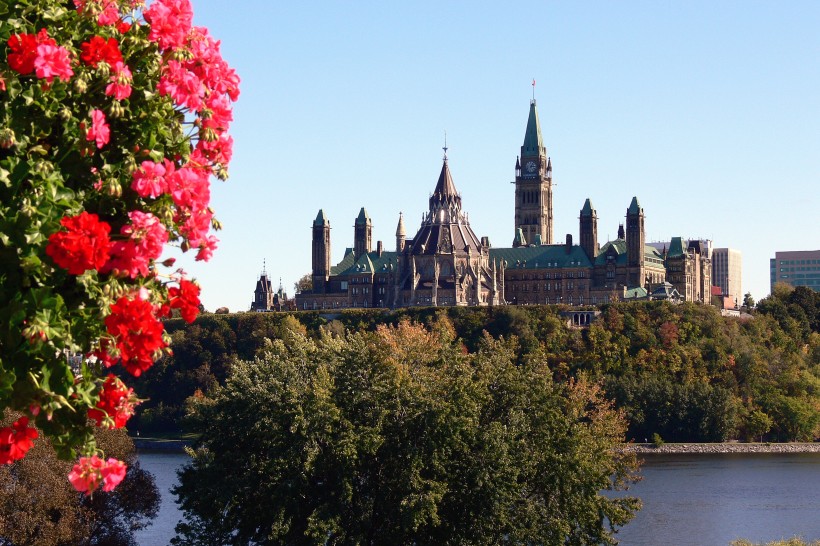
68 455 128 495
0 418 39 464
1 0 238 496
88 375 141 428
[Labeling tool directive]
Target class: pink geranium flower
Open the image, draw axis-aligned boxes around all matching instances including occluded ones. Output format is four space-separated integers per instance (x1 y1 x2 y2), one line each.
85 109 110 149
69 455 128 494
105 61 132 100
144 0 193 50
34 43 74 82
131 159 172 198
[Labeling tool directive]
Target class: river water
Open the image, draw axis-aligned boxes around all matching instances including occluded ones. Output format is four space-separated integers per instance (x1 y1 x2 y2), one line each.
136 451 820 545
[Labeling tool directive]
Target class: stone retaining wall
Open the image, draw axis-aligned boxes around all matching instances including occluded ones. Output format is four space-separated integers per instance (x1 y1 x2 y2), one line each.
624 442 820 454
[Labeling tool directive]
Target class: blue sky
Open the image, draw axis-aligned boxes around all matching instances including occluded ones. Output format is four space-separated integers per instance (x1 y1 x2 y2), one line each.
181 1 819 312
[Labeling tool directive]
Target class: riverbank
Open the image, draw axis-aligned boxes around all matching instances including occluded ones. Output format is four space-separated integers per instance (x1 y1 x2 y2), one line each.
132 436 192 452
625 442 820 454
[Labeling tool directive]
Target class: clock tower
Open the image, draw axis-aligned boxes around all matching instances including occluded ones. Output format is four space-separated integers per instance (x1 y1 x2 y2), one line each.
513 99 553 246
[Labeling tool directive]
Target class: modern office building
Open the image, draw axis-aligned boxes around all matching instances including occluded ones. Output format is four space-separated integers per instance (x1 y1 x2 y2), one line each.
770 250 820 292
712 248 742 306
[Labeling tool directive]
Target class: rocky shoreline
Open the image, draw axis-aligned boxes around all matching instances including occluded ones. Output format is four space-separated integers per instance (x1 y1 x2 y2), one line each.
624 442 820 454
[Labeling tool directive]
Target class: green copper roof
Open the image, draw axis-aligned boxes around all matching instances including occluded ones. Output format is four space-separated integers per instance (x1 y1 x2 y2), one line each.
623 287 648 299
489 245 593 269
627 196 641 215
355 207 370 225
314 209 329 226
332 249 399 277
522 100 544 156
667 237 685 258
580 198 594 217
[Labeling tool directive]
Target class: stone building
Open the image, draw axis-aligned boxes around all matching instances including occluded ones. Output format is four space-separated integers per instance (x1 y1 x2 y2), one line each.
250 264 291 311
294 99 713 310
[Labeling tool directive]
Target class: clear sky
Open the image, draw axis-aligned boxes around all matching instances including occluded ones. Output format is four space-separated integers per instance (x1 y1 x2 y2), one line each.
181 1 819 312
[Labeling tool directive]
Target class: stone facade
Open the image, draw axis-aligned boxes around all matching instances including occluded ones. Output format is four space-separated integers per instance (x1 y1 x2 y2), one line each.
294 100 713 311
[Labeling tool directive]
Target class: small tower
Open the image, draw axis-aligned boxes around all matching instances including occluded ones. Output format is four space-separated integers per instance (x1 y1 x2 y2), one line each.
625 196 646 287
579 198 598 260
513 97 553 245
395 212 406 252
354 207 372 258
251 261 274 311
312 209 331 292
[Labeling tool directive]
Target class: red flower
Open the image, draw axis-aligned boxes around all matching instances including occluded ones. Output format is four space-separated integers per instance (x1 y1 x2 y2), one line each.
88 374 140 428
7 29 56 75
0 417 38 465
168 279 201 323
46 212 111 275
69 455 127 494
80 36 123 68
104 295 167 376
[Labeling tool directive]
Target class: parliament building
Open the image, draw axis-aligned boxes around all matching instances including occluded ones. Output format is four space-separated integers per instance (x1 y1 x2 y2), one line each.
287 100 711 311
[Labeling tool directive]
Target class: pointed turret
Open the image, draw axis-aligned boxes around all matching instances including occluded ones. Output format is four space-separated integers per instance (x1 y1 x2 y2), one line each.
514 98 553 245
354 207 372 257
429 157 461 212
522 100 545 157
355 207 370 225
314 209 329 226
626 196 646 286
395 212 406 252
579 198 599 260
312 210 331 292
628 196 642 215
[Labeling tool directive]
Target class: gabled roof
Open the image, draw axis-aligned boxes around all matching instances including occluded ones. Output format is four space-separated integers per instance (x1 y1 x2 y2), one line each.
489 244 593 270
623 287 648 299
332 248 400 277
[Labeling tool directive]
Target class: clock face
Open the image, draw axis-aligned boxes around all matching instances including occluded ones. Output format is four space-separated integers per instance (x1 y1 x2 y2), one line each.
526 161 537 173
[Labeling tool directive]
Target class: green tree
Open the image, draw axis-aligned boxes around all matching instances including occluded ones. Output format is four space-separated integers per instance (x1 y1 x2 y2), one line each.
172 322 640 545
294 273 313 294
742 292 755 310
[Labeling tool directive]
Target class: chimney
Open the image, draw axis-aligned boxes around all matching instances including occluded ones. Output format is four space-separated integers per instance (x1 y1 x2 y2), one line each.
565 233 572 254
376 240 383 256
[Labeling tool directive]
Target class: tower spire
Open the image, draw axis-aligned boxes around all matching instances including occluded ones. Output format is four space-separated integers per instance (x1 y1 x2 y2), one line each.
443 130 448 160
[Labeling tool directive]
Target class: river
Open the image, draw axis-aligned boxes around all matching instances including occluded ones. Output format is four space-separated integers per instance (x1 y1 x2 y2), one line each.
136 451 820 545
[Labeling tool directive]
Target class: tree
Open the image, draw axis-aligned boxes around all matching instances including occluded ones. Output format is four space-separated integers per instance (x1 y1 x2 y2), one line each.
0 413 159 546
294 273 313 294
743 292 755 310
173 322 640 545
0 0 237 492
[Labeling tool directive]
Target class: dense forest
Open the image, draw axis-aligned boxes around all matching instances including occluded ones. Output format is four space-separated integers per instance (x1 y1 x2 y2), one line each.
132 285 819 443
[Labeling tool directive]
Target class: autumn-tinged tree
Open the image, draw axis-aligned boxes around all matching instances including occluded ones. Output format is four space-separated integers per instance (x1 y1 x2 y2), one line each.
0 413 159 546
172 321 640 545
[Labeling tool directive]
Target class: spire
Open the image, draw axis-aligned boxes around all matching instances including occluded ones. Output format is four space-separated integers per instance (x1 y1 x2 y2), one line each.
314 209 329 226
429 155 461 212
395 212 406 237
355 207 370 226
580 198 595 217
522 100 545 156
628 196 642 215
